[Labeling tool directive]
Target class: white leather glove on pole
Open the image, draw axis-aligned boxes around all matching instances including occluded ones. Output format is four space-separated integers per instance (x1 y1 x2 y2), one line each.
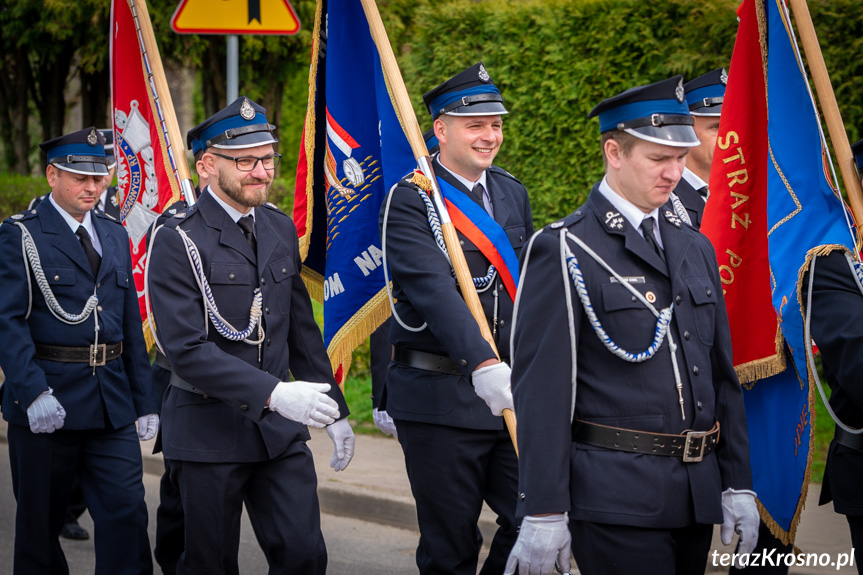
504 513 572 575
372 408 398 438
326 418 356 472
137 414 159 441
721 488 760 558
472 362 514 417
268 381 339 428
26 388 66 433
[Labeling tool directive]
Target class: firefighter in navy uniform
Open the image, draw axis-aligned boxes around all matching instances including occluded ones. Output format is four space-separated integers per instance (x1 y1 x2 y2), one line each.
668 68 727 230
379 63 533 574
0 127 157 575
147 97 354 575
505 77 758 575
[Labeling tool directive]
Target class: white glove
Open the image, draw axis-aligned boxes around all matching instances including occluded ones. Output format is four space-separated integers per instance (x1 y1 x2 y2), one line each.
326 418 356 472
504 513 572 575
721 488 760 559
26 388 66 433
372 408 398 438
268 381 340 428
137 413 159 441
472 362 514 417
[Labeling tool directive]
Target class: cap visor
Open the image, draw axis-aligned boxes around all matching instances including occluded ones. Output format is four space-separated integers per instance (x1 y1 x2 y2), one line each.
210 131 278 150
53 162 109 176
443 102 509 117
625 125 700 148
106 155 117 169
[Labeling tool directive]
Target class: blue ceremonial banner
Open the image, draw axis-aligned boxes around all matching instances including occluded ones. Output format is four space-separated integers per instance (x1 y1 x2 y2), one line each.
294 0 415 381
730 0 857 543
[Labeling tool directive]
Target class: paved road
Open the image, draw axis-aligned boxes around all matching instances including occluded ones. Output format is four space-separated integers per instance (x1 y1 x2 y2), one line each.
0 441 419 575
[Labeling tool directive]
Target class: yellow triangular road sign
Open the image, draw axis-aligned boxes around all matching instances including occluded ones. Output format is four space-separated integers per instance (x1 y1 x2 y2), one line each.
171 0 300 35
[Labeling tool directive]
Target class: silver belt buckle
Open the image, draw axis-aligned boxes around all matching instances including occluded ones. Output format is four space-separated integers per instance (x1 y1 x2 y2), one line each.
682 430 709 462
89 343 107 367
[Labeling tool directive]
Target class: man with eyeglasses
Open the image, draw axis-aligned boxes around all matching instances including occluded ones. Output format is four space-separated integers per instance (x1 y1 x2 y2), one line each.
146 97 354 574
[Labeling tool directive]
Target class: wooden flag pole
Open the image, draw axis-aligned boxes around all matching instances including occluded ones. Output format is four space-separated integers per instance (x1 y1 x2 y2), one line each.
787 0 863 232
130 0 196 204
359 0 518 453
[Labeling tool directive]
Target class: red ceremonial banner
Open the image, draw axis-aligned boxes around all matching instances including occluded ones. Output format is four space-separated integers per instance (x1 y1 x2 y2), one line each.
700 0 784 384
110 0 184 347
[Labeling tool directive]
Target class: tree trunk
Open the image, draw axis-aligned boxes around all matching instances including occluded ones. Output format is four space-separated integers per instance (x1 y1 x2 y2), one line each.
32 49 75 170
81 66 110 129
0 47 32 174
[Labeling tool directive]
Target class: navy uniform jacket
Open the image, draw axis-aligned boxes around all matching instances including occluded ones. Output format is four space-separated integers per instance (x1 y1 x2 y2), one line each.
0 198 155 429
147 190 349 463
379 158 533 430
804 250 863 515
511 185 752 528
673 173 708 230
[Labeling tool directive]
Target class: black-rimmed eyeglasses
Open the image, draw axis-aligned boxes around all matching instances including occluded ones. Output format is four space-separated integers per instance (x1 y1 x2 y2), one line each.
209 152 282 172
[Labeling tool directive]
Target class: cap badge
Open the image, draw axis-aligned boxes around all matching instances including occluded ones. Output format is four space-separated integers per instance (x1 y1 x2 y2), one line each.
675 79 685 103
87 128 99 146
240 98 255 121
720 68 728 86
605 211 624 230
478 64 490 83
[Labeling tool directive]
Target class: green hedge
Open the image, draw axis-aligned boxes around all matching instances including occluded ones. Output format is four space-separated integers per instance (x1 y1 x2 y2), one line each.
389 0 863 229
0 173 48 219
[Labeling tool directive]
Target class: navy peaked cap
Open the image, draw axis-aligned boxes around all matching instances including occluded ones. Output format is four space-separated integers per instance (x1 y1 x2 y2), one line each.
684 68 727 116
588 75 699 148
39 127 109 176
188 96 277 152
423 63 508 120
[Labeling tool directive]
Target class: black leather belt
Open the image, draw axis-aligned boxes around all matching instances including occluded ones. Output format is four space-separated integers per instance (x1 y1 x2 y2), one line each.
34 342 123 367
393 346 461 375
835 427 863 452
573 420 720 463
169 371 210 397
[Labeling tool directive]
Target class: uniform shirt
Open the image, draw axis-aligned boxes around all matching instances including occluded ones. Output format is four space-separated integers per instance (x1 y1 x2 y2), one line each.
48 193 103 255
208 186 256 224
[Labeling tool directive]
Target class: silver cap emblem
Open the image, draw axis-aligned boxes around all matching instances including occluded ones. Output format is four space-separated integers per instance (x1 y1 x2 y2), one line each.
478 64 490 83
720 68 728 85
87 128 99 146
240 98 255 121
675 79 685 103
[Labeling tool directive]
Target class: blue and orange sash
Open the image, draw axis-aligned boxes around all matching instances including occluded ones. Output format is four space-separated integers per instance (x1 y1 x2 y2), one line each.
437 176 520 300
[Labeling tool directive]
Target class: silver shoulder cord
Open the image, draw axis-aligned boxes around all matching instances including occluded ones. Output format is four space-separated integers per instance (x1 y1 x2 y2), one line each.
669 192 693 226
805 252 863 434
15 222 101 373
143 222 264 360
381 184 497 334
563 230 686 421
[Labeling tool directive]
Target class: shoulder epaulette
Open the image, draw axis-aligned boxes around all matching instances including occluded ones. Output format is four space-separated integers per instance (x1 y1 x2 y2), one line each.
262 201 289 217
94 209 123 225
5 209 38 224
488 165 522 184
547 208 585 231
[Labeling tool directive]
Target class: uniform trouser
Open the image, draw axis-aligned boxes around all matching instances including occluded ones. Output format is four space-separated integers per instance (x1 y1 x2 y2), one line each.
394 419 520 575
571 519 714 575
64 472 87 524
7 422 152 575
169 440 326 575
154 457 185 575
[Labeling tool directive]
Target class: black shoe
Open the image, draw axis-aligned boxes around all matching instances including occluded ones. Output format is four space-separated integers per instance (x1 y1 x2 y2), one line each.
60 521 90 540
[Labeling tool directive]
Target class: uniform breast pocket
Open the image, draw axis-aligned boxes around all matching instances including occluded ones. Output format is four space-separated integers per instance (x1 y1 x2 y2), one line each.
114 269 129 312
600 282 661 352
42 266 76 290
209 263 254 318
685 277 716 346
269 256 296 314
504 225 527 253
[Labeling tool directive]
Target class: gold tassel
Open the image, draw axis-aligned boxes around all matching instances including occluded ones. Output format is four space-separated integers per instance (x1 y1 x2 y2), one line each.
409 171 432 192
326 288 393 382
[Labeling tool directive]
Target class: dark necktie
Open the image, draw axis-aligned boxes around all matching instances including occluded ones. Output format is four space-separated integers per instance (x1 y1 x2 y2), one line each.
697 185 709 202
237 215 257 254
76 226 101 276
640 217 666 264
473 182 494 217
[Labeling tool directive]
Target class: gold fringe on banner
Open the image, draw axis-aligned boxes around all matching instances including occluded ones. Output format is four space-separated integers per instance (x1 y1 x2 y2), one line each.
326 288 392 387
301 267 325 305
142 322 155 351
737 325 786 388
298 0 324 262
